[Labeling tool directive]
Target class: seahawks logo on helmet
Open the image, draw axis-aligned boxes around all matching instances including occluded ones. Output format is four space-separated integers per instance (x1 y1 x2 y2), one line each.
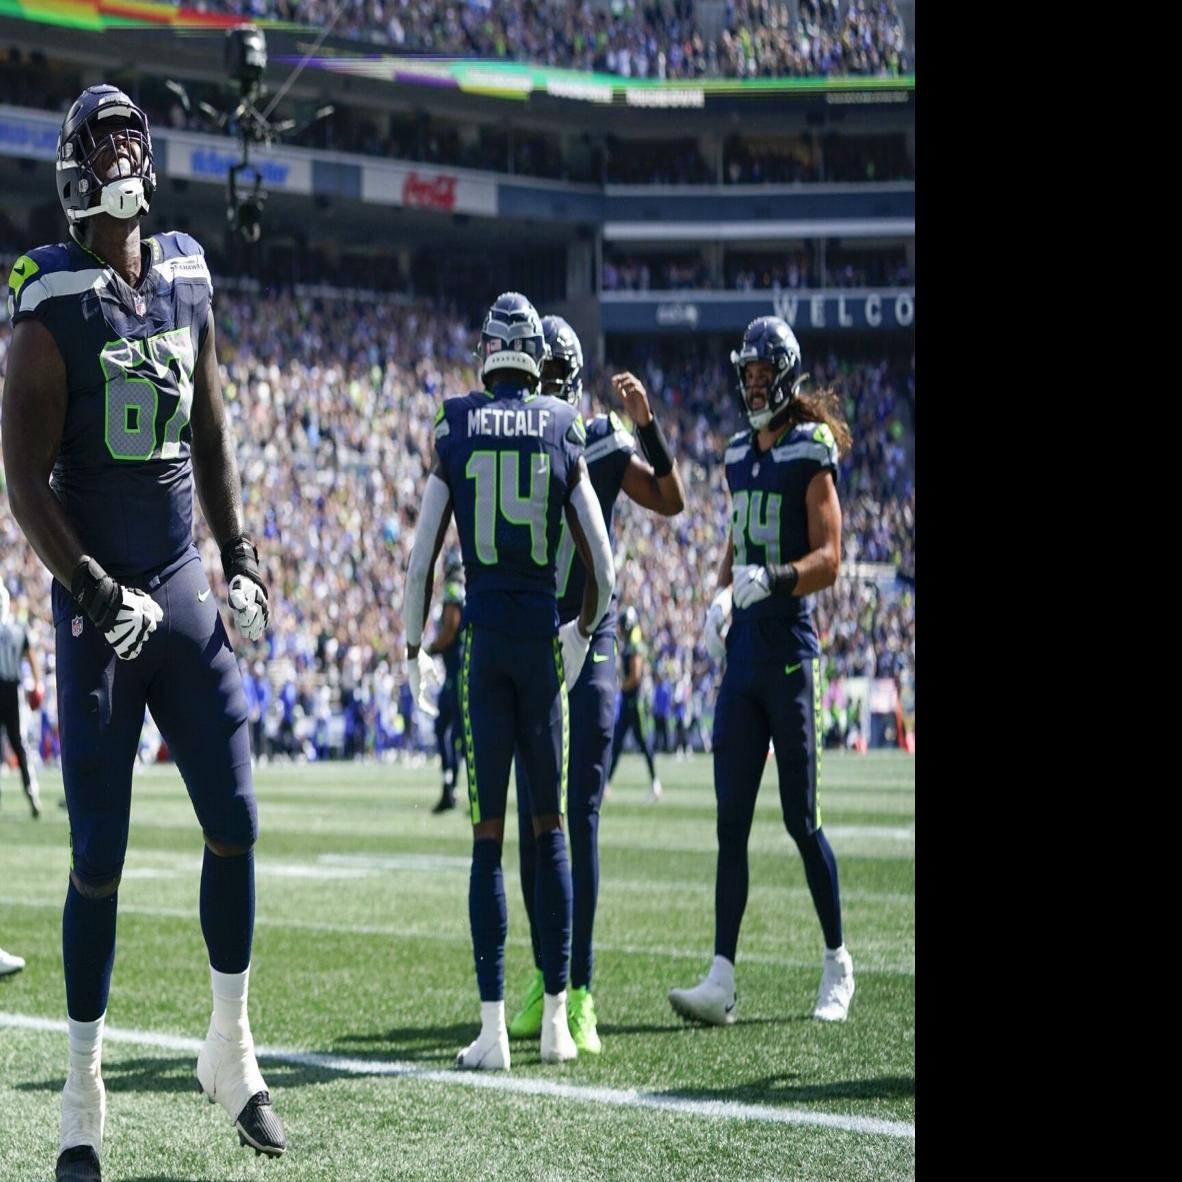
479 292 549 387
729 316 805 431
540 315 584 404
56 85 156 226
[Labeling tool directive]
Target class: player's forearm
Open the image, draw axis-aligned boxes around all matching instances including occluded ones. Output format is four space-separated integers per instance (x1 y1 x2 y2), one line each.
779 545 840 596
192 428 247 550
568 480 615 637
636 418 685 515
404 474 452 656
4 475 87 590
716 536 734 592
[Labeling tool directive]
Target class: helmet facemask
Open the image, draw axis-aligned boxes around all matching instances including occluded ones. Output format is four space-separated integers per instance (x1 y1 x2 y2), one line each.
59 96 156 226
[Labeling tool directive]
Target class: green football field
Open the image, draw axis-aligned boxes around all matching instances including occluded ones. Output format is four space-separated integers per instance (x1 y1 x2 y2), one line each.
0 751 915 1181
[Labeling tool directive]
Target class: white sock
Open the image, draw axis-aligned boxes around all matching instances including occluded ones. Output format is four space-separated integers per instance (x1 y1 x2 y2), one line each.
825 944 847 960
210 964 251 1040
480 1000 506 1038
708 955 735 992
67 1013 105 1083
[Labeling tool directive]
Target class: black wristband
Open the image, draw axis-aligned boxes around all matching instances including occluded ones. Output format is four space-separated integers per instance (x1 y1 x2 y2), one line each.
220 534 264 589
766 563 800 596
636 417 675 478
71 555 121 631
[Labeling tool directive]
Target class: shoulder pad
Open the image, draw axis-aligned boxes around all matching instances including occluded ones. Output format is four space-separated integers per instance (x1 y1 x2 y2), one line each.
724 433 751 465
150 232 212 292
433 402 451 440
565 412 587 447
8 243 99 318
583 414 633 465
770 421 839 468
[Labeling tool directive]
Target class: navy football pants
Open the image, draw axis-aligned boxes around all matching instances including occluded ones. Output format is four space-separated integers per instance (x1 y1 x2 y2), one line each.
711 655 843 957
515 628 616 989
53 549 257 886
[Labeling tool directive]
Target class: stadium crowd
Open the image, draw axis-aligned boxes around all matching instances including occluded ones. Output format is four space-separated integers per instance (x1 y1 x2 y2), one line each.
0 284 913 762
3 53 913 186
192 0 911 81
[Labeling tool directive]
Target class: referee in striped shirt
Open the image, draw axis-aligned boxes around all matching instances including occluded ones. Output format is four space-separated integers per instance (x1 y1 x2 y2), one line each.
0 583 42 817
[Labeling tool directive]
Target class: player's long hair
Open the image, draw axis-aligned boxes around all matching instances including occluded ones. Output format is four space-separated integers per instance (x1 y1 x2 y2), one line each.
777 384 853 458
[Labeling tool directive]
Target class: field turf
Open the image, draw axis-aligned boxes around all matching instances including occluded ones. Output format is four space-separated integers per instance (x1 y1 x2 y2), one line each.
0 751 914 1181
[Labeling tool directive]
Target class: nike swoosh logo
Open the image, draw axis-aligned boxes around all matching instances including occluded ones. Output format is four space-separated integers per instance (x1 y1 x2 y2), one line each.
197 589 211 602
592 653 609 663
784 662 802 675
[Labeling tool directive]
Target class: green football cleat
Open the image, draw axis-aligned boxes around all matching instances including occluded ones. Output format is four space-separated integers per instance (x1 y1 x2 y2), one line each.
507 969 544 1039
567 987 602 1055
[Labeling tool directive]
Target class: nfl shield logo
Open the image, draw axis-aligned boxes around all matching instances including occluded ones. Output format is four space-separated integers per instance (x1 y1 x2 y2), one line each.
72 615 84 638
133 294 146 317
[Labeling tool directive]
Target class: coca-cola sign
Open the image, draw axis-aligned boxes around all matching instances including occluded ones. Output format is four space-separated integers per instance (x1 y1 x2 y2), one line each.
402 171 458 211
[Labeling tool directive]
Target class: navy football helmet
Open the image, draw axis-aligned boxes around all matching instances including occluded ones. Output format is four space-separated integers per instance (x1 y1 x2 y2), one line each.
730 316 804 430
540 315 584 403
57 85 156 226
479 292 548 386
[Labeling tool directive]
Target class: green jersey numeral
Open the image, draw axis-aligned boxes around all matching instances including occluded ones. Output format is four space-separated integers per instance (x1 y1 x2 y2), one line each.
731 490 782 566
100 328 195 463
465 449 551 568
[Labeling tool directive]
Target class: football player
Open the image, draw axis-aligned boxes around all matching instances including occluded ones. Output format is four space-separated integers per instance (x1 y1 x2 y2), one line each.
402 293 615 1071
0 582 44 816
607 603 662 801
1 86 285 1182
426 546 466 813
508 319 684 1055
669 317 856 1027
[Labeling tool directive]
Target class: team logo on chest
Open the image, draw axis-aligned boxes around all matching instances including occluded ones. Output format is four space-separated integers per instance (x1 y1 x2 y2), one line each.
133 293 146 317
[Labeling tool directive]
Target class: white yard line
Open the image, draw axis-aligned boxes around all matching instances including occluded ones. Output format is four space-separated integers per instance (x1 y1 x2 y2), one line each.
0 1011 914 1140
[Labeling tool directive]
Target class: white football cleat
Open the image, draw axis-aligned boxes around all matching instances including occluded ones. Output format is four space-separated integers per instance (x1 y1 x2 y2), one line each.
456 1025 510 1071
539 992 578 1063
196 1018 286 1156
59 1072 106 1160
814 946 855 1021
0 946 25 976
669 977 737 1026
648 777 663 802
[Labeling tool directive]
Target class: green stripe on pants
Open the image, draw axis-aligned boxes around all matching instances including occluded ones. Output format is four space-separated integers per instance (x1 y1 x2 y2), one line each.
460 626 479 823
813 656 823 830
553 637 569 816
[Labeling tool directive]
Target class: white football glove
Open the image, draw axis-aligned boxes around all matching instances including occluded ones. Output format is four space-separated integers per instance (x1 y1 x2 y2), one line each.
408 649 444 718
105 587 163 661
558 620 591 690
228 574 269 642
704 585 731 664
732 564 773 610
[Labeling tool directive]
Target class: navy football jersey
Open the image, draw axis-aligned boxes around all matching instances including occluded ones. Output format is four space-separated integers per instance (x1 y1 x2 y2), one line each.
724 420 839 664
440 575 466 677
555 410 634 636
8 232 213 580
433 383 586 638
